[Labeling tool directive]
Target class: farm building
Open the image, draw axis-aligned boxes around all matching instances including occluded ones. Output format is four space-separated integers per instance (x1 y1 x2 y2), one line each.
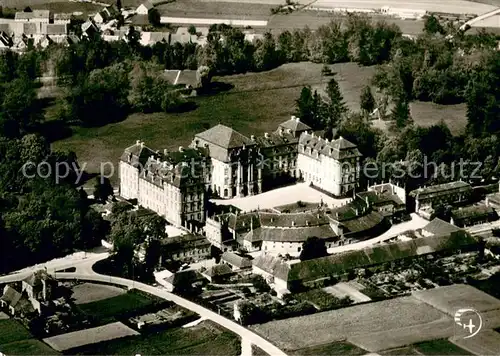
450 205 499 228
136 0 154 15
254 229 479 294
221 251 252 271
409 181 473 219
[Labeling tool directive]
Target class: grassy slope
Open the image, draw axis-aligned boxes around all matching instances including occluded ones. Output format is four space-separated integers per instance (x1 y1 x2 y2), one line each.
72 321 240 355
0 320 33 345
50 62 466 186
0 339 59 355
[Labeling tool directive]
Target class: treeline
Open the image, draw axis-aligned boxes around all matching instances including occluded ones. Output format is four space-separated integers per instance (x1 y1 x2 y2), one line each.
0 51 109 274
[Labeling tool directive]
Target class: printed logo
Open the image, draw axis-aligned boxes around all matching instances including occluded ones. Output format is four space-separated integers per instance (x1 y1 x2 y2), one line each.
454 308 483 339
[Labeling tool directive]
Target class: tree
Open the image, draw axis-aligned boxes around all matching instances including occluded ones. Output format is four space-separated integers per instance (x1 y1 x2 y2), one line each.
20 134 49 164
117 0 122 9
360 85 375 117
253 32 278 71
148 8 161 27
424 15 444 35
299 236 328 261
144 238 162 273
295 86 321 129
188 25 197 35
391 99 412 130
126 26 141 53
93 176 114 203
324 78 347 134
141 215 166 240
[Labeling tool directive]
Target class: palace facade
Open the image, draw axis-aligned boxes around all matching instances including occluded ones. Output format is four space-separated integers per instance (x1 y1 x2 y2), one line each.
119 117 362 227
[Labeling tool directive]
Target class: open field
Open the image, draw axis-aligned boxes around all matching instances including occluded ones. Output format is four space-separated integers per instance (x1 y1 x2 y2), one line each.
156 0 274 20
0 339 59 355
43 321 139 351
449 329 500 355
78 290 160 323
412 284 500 315
70 320 241 355
29 2 104 15
289 341 367 355
0 320 33 346
71 283 126 305
52 62 467 185
381 339 472 355
250 296 449 351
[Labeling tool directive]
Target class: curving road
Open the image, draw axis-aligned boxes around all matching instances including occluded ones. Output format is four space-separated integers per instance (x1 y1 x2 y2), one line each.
0 254 287 356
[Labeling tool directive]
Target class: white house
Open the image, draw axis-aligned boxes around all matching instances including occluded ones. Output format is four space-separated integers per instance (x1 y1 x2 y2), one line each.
136 0 154 15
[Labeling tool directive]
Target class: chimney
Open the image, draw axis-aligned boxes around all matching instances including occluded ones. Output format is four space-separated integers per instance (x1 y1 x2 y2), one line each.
296 117 300 122
311 132 315 137
291 115 296 121
136 140 140 145
339 136 343 140
251 135 255 141
179 146 184 152
270 217 273 222
279 127 284 136
291 220 295 227
355 208 359 216
287 128 292 134
325 138 329 143
164 149 168 155
365 196 369 206
306 220 309 226
264 132 269 139
140 141 144 148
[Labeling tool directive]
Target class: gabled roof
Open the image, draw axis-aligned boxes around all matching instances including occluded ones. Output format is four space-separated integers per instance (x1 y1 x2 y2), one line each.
287 230 477 283
195 124 254 149
221 252 252 269
138 0 154 10
253 253 290 281
204 264 233 277
422 218 461 236
165 270 200 285
409 181 472 199
1 286 22 307
451 205 497 221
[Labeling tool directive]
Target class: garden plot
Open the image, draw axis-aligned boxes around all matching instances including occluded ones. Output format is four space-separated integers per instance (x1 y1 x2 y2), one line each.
71 283 126 305
43 322 139 351
251 296 447 351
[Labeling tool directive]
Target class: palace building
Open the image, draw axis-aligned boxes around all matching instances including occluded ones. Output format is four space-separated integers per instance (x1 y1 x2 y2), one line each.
119 117 363 227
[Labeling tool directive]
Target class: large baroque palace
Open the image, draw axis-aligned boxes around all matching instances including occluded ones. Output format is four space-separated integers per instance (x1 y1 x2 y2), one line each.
119 117 362 228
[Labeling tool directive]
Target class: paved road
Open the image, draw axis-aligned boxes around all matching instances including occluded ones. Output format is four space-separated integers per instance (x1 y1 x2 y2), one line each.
53 272 287 356
0 254 287 356
327 213 428 254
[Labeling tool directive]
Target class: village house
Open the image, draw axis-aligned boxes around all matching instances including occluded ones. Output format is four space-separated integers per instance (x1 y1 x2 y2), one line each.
450 205 499 228
420 217 462 237
53 13 72 25
357 182 407 222
160 233 211 262
201 264 234 283
409 181 473 219
136 0 154 15
15 10 51 23
221 251 252 271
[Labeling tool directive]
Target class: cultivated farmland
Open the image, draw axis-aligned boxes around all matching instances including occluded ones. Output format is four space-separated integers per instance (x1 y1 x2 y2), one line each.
380 339 472 355
449 329 500 355
70 320 241 355
412 284 500 315
0 339 59 355
250 296 448 351
77 289 165 324
43 321 139 351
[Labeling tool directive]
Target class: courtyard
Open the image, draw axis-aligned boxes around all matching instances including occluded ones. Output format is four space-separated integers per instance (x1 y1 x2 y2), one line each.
211 182 351 212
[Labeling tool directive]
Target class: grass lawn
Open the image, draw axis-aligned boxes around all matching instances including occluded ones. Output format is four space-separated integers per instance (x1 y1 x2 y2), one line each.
2 1 104 14
0 319 33 346
290 341 367 355
71 320 240 355
381 339 473 355
77 290 161 324
50 61 467 186
0 339 59 355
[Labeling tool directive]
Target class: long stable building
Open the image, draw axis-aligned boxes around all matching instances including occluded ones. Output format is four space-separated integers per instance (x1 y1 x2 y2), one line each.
119 117 363 227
